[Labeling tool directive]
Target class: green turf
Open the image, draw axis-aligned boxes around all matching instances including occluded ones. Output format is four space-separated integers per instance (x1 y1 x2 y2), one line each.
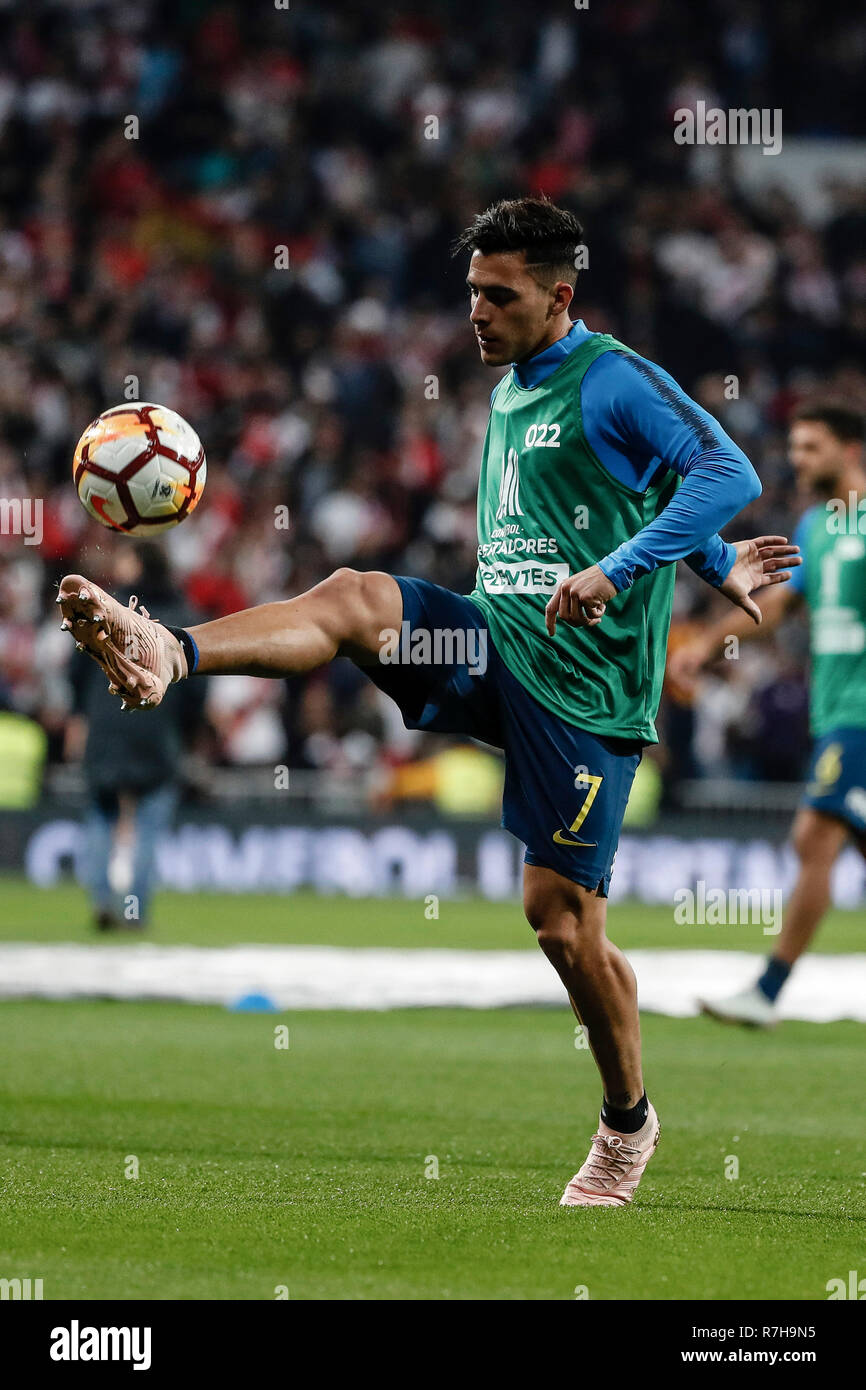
0 998 863 1300
2 874 865 953
2 877 864 1299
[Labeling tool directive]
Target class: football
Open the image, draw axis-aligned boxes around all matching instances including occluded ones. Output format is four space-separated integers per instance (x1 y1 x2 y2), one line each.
72 401 207 534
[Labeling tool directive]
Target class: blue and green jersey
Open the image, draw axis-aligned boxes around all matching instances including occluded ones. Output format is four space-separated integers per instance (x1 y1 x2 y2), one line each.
790 503 866 736
468 322 761 741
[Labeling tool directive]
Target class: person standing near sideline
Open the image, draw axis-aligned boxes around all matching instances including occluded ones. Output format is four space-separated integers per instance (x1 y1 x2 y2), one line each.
65 543 206 930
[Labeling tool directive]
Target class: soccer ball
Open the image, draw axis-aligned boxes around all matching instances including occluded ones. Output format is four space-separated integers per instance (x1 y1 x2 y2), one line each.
72 402 207 535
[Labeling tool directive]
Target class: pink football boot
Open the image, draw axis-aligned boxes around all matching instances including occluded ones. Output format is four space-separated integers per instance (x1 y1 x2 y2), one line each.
56 573 187 711
560 1104 660 1207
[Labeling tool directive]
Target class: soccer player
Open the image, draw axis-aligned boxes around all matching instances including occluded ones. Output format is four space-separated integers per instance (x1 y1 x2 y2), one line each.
669 404 866 1027
57 197 798 1206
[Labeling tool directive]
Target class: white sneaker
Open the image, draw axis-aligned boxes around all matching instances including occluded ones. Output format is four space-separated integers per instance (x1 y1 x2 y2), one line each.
698 984 778 1029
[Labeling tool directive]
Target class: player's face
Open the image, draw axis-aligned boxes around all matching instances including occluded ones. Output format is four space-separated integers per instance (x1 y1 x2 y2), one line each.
466 250 572 367
788 421 847 497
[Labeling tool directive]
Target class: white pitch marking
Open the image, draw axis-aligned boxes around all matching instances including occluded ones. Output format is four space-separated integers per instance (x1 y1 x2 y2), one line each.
0 945 864 1020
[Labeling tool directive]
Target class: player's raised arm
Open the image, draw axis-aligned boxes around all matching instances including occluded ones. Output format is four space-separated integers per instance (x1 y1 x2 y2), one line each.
545 350 778 632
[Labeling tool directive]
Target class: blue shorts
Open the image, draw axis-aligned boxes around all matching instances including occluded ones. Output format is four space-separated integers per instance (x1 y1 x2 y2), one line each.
802 727 866 836
364 577 642 894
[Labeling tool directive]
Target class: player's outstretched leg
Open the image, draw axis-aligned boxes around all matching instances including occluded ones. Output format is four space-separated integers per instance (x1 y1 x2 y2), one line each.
697 808 848 1028
57 568 403 708
523 864 660 1207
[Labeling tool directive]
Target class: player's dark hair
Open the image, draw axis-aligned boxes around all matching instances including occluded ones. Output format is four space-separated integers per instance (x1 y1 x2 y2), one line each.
452 196 585 288
792 403 866 445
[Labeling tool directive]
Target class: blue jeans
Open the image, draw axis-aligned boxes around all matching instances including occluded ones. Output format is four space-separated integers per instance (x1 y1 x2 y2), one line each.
82 784 178 922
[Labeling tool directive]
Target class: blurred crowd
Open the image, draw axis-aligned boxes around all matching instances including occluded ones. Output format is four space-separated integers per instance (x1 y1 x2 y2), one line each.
2 0 866 802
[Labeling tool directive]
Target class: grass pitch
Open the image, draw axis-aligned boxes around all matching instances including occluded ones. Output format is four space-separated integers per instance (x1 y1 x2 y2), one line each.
2 875 864 953
0 878 864 1300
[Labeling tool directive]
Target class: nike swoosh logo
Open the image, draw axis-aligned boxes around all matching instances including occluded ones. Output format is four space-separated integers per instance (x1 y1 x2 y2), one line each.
91 495 127 531
552 831 597 847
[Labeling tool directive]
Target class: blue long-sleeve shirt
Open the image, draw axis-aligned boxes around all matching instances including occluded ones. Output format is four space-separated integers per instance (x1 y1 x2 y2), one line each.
508 321 760 591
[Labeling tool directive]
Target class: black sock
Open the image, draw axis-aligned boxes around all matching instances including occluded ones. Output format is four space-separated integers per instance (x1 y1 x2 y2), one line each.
756 956 791 1003
601 1092 649 1135
164 625 199 675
